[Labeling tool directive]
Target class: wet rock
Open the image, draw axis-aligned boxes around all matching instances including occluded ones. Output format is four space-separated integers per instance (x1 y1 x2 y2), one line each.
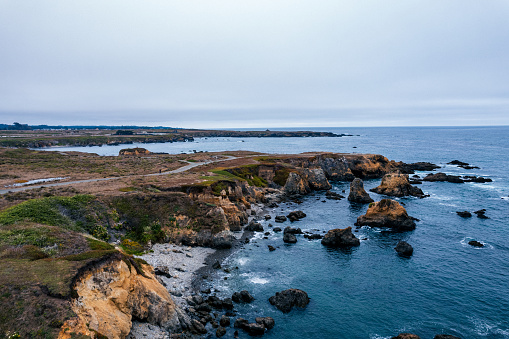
396 162 440 173
245 221 264 232
356 199 416 231
243 323 266 336
196 303 212 312
423 172 464 183
268 245 276 251
234 318 249 328
326 190 344 200
474 209 489 219
434 335 461 339
154 266 172 278
456 211 472 218
192 295 204 305
463 176 492 183
348 178 374 203
370 172 426 198
219 315 231 327
468 240 484 247
275 215 287 223
264 232 271 236
273 227 282 232
391 334 421 339
283 226 303 235
287 210 307 222
269 288 310 313
211 320 219 328
255 317 275 330
321 227 360 247
283 233 297 243
201 288 211 294
448 160 479 170
222 298 234 310
394 241 413 257
264 215 272 220
212 261 222 269
216 327 227 337
232 290 255 303
192 319 208 334
304 234 323 240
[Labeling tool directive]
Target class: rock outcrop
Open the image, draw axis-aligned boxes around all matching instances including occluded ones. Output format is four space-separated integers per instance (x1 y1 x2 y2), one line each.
268 289 310 313
119 147 151 156
284 172 311 196
59 254 188 339
348 178 374 203
321 227 360 247
356 199 416 231
423 172 464 183
302 168 332 190
370 172 425 198
287 210 307 222
394 241 413 256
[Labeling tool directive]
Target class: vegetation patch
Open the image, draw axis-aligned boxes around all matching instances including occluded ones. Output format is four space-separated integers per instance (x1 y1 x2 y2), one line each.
0 195 112 241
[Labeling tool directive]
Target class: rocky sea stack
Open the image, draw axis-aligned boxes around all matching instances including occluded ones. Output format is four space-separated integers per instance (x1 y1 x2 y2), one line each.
348 178 374 203
321 227 360 247
356 199 416 231
370 172 426 198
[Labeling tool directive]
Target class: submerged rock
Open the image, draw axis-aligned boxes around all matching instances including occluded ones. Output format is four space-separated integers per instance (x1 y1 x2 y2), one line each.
348 178 374 203
268 289 310 313
474 209 489 219
394 241 413 256
356 199 416 231
456 211 472 218
326 190 344 200
370 172 426 198
321 227 360 247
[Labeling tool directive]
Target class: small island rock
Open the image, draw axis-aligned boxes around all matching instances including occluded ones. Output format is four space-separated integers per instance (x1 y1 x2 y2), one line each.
269 289 310 313
321 227 360 247
370 172 426 198
348 178 374 203
394 241 414 256
356 199 416 231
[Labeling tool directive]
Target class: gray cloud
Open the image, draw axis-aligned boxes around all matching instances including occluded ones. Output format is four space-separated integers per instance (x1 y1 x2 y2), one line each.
1 0 508 127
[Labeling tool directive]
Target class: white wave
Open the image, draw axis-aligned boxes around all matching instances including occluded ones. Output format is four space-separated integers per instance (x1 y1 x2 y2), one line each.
469 316 509 336
240 272 270 284
237 257 250 265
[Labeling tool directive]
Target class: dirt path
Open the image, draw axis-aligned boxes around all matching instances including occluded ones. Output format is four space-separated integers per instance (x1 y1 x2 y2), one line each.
0 156 237 195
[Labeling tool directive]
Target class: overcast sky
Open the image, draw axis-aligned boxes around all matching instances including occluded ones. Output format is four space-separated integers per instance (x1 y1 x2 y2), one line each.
1 0 508 128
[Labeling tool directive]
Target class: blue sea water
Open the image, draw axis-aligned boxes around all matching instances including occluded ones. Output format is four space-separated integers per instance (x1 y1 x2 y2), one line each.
44 126 509 338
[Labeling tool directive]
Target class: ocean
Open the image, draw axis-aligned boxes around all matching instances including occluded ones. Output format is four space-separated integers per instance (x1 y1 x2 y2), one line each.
44 126 509 338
